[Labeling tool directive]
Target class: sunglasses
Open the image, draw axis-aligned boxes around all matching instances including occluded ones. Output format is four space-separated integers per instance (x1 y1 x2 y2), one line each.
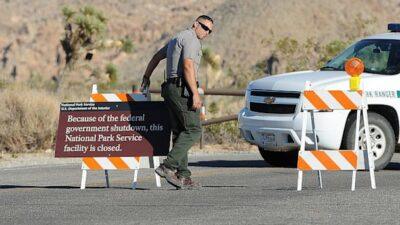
198 21 212 34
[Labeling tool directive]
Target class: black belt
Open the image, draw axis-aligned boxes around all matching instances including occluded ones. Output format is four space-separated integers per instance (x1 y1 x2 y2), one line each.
167 77 182 84
166 77 199 87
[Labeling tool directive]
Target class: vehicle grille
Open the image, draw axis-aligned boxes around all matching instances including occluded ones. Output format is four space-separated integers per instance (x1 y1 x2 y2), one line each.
250 91 300 98
249 90 300 114
250 103 297 114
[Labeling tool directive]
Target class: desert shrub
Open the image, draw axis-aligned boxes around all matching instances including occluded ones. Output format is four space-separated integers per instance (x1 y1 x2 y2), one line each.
96 63 119 92
317 40 350 67
105 63 118 85
120 37 135 53
273 37 349 72
57 5 134 93
204 121 241 144
28 72 57 91
0 85 59 152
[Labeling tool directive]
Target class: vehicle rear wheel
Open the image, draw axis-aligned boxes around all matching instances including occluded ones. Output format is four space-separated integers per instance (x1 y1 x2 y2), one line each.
258 147 298 167
343 112 395 170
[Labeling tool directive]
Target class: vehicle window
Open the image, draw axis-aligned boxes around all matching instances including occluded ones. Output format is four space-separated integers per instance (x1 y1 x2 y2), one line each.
322 39 400 75
356 44 389 72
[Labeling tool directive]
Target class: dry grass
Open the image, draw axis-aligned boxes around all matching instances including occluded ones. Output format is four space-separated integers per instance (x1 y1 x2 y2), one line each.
0 84 59 152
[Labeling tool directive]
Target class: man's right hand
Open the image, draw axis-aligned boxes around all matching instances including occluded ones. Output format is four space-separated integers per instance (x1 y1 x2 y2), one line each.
192 93 202 110
140 76 150 92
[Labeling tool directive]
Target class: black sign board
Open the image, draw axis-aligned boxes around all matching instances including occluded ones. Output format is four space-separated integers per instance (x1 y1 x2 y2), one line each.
55 102 170 157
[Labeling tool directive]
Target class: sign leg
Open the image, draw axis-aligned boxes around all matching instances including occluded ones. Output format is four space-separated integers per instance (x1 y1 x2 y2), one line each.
105 170 110 188
80 169 87 190
153 157 161 187
132 169 139 190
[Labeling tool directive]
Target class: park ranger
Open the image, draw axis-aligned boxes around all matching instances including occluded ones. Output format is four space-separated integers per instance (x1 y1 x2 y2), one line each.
140 15 214 189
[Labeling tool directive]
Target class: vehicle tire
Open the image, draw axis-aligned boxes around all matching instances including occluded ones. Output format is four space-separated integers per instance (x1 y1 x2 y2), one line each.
258 147 298 167
343 112 395 170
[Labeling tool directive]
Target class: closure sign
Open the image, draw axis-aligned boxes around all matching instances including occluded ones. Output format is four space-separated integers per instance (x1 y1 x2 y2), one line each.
55 102 170 157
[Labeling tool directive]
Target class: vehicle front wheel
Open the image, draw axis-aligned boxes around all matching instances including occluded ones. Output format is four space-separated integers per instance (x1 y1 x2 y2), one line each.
258 147 298 167
343 112 395 170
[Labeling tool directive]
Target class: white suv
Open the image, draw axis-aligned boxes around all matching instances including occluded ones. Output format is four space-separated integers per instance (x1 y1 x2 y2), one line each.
239 24 400 169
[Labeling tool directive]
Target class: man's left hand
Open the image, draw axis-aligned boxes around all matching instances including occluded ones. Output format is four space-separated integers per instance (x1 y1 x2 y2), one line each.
140 76 150 92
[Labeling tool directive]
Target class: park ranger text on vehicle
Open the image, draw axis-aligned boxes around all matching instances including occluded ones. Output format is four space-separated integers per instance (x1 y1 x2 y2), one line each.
141 15 214 189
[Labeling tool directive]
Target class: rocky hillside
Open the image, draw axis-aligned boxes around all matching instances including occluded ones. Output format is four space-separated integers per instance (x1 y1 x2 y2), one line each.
1 0 400 90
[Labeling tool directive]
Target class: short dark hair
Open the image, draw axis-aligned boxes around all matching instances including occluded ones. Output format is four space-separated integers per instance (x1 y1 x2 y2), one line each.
196 15 214 24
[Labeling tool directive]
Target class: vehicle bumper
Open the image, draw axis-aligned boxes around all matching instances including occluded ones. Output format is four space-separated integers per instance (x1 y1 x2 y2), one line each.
238 108 349 151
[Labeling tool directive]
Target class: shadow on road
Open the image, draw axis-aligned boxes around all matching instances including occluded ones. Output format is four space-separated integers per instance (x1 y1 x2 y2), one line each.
0 185 150 190
0 185 78 189
202 185 248 188
383 162 400 170
190 160 400 170
189 160 268 168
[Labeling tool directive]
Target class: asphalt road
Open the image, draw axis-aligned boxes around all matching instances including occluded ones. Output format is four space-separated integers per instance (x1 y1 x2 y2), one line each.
1 152 400 225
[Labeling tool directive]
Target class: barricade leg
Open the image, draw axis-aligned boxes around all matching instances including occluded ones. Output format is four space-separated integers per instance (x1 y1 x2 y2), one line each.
351 170 356 191
318 171 323 189
369 161 377 189
132 169 139 190
297 171 303 191
105 170 110 188
310 111 323 189
297 108 308 191
80 169 87 190
363 108 376 189
350 109 362 191
368 150 377 189
153 157 161 187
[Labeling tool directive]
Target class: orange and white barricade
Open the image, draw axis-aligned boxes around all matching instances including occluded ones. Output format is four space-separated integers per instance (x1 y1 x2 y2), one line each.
80 84 162 189
297 82 376 191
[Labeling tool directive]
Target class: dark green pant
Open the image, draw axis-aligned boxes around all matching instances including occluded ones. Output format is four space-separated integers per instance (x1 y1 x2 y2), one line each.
161 82 202 178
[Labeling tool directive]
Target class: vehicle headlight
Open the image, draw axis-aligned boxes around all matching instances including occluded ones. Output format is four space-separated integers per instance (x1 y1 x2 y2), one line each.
245 89 250 109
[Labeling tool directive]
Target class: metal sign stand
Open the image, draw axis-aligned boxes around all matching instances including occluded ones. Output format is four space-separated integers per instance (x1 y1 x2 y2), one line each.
80 84 162 190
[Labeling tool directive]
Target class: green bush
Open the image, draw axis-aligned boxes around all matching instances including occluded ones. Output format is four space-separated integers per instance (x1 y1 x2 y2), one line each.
273 37 349 72
204 121 241 144
318 40 349 67
105 63 118 85
121 37 135 53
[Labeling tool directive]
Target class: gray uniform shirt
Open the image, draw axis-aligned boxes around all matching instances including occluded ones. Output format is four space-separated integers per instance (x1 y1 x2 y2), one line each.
162 28 202 79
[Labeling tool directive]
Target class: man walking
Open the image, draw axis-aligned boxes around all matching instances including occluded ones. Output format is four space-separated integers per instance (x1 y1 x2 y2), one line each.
140 15 214 189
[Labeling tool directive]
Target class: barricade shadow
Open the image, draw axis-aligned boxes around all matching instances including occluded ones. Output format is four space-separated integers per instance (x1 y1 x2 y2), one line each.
202 185 248 188
189 160 294 168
